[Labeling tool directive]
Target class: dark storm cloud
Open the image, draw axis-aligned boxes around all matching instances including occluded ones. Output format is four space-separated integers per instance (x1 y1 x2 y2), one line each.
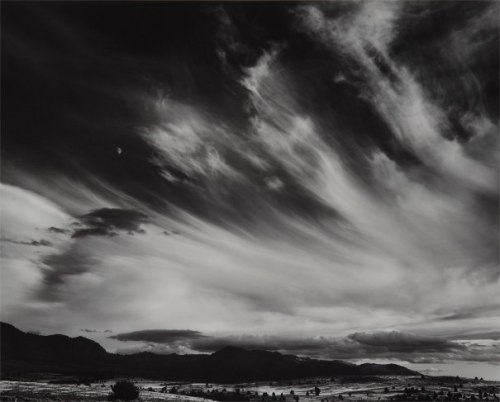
31 208 149 301
78 208 148 231
110 329 206 343
189 335 328 353
72 208 148 238
47 226 70 235
109 329 328 351
110 328 498 364
72 227 118 239
36 246 98 302
348 331 462 354
188 332 465 360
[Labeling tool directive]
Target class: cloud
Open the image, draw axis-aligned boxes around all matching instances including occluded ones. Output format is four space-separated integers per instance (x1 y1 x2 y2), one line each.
6 36 495 365
36 245 99 302
47 227 71 234
433 305 500 322
348 331 463 354
72 208 148 238
72 227 118 238
297 3 497 192
81 328 112 334
110 329 206 343
0 183 76 310
0 183 69 239
1 237 52 247
448 332 500 341
1 3 498 375
140 97 246 185
109 327 499 364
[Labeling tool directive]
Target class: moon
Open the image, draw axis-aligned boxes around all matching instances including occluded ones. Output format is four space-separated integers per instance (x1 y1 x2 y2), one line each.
117 147 122 155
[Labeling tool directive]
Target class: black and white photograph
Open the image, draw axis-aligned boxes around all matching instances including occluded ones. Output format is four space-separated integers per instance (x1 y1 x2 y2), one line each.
1 1 499 401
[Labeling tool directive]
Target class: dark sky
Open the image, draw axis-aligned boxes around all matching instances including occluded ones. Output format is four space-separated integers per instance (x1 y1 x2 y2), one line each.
1 1 499 378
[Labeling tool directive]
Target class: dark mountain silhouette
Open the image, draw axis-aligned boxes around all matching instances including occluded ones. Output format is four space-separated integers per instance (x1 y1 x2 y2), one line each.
1 322 418 382
1 322 111 378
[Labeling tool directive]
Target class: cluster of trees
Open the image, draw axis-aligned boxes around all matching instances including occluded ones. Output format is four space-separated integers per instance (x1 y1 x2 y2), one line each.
158 386 304 402
107 380 139 401
173 387 301 401
305 386 321 397
391 387 499 401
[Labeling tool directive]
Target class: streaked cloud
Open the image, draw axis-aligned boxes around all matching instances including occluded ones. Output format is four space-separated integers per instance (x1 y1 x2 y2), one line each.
1 1 498 376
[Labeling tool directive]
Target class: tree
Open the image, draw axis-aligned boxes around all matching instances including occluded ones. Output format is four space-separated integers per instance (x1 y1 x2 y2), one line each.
108 380 139 401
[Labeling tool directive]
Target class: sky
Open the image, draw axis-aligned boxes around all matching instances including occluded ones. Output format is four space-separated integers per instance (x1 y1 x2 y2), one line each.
1 1 499 380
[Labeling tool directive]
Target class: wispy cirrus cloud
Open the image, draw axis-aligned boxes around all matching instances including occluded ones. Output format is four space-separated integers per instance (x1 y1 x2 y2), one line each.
1 1 498 378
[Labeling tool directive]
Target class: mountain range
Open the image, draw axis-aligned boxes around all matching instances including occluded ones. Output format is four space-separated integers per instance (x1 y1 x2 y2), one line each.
0 322 418 382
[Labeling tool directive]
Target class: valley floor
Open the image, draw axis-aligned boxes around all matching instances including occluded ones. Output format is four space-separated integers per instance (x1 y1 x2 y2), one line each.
1 376 499 401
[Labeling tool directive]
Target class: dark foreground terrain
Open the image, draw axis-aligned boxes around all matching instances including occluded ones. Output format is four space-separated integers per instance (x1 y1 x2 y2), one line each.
1 322 416 383
1 376 499 401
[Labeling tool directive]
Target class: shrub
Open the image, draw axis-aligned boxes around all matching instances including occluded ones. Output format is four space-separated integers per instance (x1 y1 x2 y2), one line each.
108 380 140 401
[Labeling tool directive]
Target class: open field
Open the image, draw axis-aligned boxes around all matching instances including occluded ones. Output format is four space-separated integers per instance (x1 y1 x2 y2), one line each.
1 376 499 401
0 380 207 401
